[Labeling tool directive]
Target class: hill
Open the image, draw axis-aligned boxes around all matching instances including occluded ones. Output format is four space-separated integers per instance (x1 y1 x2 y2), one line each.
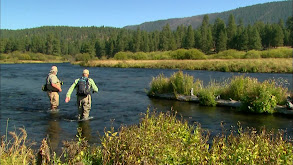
124 1 293 31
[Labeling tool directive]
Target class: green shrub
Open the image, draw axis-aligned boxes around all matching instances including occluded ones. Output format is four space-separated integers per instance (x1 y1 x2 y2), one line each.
148 74 172 95
2 110 293 164
114 51 133 60
211 124 293 164
170 49 188 59
0 54 9 60
261 48 293 58
212 49 246 59
221 76 258 101
148 72 289 112
170 71 196 95
75 53 91 61
198 88 217 106
244 50 262 59
241 83 277 113
101 110 210 164
133 52 148 60
185 49 207 60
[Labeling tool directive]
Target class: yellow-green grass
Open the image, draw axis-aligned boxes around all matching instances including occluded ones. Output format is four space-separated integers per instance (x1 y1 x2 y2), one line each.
0 51 68 64
79 58 293 73
0 60 66 64
1 110 292 164
148 71 289 113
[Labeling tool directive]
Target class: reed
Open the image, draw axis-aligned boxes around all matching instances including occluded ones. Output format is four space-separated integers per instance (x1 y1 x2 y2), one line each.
148 71 289 113
0 128 36 165
1 109 292 164
82 58 293 73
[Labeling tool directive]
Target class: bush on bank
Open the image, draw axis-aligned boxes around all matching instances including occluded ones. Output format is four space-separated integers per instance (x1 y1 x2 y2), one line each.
1 110 292 164
148 71 289 113
0 51 66 62
113 47 293 60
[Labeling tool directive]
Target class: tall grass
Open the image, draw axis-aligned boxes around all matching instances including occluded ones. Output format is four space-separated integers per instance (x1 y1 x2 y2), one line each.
148 72 289 113
0 51 67 63
0 128 36 164
83 58 293 73
113 47 293 60
148 71 203 96
1 110 293 164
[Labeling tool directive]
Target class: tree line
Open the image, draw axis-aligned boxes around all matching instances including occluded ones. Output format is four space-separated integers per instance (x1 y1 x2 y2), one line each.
1 14 292 59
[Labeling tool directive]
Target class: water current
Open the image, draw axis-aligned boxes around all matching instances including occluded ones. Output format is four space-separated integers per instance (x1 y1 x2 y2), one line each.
1 63 292 151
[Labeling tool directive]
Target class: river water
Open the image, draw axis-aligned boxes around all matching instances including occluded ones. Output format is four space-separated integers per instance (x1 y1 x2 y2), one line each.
1 63 292 151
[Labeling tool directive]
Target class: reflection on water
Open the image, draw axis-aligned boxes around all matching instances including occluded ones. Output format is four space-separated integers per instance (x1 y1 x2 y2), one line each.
78 121 92 142
1 63 292 150
47 113 61 151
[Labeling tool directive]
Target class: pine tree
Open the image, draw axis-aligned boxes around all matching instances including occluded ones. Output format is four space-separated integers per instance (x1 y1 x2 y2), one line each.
227 14 237 49
286 16 293 46
52 38 61 56
213 18 226 52
271 24 284 47
248 26 262 50
159 24 172 51
133 27 142 52
46 34 54 55
194 29 201 49
200 15 213 53
217 30 227 52
183 25 195 49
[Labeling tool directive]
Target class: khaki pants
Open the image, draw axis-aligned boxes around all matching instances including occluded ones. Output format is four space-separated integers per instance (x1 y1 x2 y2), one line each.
77 95 91 120
47 91 59 110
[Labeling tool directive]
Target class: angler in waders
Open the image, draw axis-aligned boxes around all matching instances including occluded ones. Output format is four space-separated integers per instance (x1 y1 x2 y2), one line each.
46 66 62 110
65 69 98 120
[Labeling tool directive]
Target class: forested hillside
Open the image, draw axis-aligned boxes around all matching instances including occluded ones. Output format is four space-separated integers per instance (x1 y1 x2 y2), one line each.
1 3 293 61
124 1 293 31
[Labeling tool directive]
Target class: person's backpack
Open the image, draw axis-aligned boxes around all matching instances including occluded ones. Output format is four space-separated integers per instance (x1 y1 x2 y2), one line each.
77 77 91 96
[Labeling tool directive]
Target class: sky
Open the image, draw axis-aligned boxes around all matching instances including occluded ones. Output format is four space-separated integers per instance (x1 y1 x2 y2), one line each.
1 0 285 30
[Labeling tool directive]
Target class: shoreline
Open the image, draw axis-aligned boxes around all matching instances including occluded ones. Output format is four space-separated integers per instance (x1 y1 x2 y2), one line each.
77 58 293 73
148 93 293 115
0 60 67 64
1 58 292 74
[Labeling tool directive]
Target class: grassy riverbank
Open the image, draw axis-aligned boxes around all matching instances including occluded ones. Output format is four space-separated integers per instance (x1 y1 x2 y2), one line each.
1 110 292 165
0 51 68 64
79 58 292 73
2 48 292 73
148 71 290 113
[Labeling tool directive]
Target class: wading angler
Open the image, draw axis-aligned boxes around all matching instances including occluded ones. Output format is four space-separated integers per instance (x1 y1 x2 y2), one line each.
65 69 99 120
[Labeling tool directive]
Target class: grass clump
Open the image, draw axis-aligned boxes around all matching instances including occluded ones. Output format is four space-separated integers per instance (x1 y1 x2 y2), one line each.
101 109 210 164
101 110 293 164
0 128 36 165
210 49 246 59
210 123 293 164
147 73 172 95
221 76 288 113
148 71 203 96
148 72 289 113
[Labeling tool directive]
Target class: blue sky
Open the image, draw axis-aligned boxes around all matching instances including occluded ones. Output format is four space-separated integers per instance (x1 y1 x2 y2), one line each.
1 0 284 30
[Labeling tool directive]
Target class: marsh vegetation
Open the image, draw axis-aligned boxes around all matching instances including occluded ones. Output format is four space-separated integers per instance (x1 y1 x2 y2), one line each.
1 110 292 164
148 71 290 113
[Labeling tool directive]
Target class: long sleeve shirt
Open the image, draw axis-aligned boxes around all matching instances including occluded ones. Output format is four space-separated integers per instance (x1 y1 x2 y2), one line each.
66 77 98 98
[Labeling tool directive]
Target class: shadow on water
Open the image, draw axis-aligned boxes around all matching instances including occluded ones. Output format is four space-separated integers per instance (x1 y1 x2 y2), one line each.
1 63 292 151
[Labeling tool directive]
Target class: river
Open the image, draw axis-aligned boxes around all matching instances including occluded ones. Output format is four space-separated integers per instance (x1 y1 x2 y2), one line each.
1 63 292 151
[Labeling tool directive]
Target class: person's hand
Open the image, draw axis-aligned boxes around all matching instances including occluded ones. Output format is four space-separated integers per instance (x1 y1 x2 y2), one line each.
65 97 70 103
59 88 62 92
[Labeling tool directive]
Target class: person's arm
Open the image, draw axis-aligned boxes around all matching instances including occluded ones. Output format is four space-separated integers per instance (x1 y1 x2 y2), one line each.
89 78 98 93
65 79 79 103
51 83 62 92
50 75 62 92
